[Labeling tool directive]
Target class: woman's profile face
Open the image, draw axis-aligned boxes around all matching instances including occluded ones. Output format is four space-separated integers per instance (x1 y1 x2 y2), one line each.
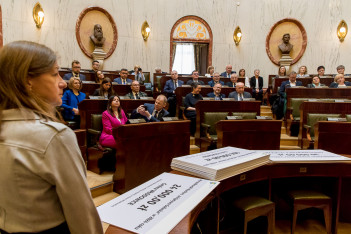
103 82 111 91
29 62 67 106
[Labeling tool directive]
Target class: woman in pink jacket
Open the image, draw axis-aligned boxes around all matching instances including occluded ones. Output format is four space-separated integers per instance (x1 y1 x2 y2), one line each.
99 95 128 148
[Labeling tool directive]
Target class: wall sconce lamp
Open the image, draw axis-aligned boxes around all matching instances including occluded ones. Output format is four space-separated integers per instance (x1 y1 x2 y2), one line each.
141 21 151 41
337 20 348 42
33 2 44 28
233 26 242 45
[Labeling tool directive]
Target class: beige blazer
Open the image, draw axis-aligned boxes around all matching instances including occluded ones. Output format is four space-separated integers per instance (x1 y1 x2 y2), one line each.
0 109 102 234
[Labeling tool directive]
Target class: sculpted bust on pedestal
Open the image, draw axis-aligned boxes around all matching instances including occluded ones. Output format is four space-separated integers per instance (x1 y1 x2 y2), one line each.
278 33 293 55
90 24 106 48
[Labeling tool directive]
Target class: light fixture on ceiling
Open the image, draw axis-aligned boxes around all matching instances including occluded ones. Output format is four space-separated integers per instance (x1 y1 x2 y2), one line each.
337 20 348 42
233 26 242 45
141 21 150 41
33 2 44 28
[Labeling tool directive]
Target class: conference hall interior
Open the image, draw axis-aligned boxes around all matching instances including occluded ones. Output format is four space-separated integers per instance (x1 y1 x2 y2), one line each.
2 0 351 233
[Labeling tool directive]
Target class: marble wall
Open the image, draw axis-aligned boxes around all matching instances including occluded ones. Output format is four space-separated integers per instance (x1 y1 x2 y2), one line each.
1 0 351 86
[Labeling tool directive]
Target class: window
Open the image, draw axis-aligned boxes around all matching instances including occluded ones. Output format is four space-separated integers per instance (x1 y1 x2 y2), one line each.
172 43 195 74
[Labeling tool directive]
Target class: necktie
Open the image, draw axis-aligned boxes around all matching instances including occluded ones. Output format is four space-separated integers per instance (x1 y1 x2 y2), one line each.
174 82 177 88
135 93 139 99
239 94 243 101
154 111 159 118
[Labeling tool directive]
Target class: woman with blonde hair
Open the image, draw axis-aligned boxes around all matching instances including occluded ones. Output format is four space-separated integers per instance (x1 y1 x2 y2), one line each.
0 41 102 233
61 76 86 125
205 66 214 77
297 65 309 78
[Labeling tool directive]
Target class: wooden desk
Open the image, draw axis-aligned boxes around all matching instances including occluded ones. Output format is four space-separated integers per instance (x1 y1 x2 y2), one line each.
195 100 261 142
107 163 351 233
112 121 191 194
298 102 351 148
314 121 351 155
78 99 155 129
216 120 282 150
79 83 146 97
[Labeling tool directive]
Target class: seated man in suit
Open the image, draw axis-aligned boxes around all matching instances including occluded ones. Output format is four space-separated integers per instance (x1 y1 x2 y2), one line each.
63 60 86 81
220 64 236 78
126 80 148 99
131 94 169 122
186 70 205 85
208 72 225 87
226 73 238 87
164 70 184 116
228 82 252 101
250 69 264 102
307 76 326 88
278 71 303 96
207 83 225 100
113 68 132 85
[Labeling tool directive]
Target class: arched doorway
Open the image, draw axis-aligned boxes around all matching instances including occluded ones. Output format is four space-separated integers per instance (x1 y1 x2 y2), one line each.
170 16 212 75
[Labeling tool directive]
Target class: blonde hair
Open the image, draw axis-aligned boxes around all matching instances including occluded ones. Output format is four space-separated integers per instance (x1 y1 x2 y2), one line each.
334 74 344 82
207 66 214 74
68 77 82 90
0 41 59 136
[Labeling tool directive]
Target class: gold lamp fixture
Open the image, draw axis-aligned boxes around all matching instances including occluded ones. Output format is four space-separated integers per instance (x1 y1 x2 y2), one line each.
141 21 151 41
33 2 44 28
337 20 348 42
233 26 242 45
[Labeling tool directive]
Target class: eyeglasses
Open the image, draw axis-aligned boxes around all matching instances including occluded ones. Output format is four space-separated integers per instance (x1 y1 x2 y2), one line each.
73 66 81 69
193 73 199 75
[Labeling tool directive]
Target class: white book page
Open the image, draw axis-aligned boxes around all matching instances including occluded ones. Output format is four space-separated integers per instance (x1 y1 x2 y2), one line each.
97 173 219 234
257 150 351 162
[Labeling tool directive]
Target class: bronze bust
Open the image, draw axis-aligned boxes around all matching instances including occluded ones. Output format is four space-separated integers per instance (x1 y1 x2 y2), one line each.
278 33 293 55
90 24 106 47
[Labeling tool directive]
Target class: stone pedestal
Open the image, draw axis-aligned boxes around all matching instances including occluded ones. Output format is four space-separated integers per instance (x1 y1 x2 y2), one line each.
279 54 293 72
92 47 106 69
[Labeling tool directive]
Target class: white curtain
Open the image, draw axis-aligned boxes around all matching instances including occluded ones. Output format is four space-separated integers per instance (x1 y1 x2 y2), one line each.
172 43 195 74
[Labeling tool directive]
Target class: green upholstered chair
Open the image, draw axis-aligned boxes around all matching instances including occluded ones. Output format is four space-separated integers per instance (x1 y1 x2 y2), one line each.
288 190 332 234
231 112 257 119
200 112 229 152
87 114 115 174
303 113 341 149
346 114 351 122
233 196 275 234
286 98 308 136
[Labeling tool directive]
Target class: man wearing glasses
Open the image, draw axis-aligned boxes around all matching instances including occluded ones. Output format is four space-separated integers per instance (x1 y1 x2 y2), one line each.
63 60 86 81
186 70 205 85
113 68 132 85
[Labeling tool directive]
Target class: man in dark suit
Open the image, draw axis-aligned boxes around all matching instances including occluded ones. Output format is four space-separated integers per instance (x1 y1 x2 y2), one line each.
226 73 238 87
249 69 264 102
113 68 132 84
131 95 169 122
207 83 225 100
63 60 86 81
186 70 205 85
220 64 236 78
228 82 252 101
279 71 303 96
126 80 148 99
208 72 225 87
163 70 184 116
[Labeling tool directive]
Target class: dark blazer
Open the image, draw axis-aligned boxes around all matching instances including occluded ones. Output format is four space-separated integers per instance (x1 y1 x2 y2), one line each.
307 83 326 88
250 76 263 90
207 92 226 99
130 103 169 122
186 79 205 85
207 80 224 87
329 81 351 88
226 82 237 87
228 91 252 101
125 91 148 99
163 79 184 94
113 77 132 85
279 80 303 96
63 72 86 81
220 71 236 78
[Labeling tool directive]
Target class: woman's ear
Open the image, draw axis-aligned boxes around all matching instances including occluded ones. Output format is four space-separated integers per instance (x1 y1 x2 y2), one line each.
26 77 33 91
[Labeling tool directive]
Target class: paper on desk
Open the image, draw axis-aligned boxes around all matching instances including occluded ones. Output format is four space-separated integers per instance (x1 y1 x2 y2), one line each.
257 149 351 163
97 172 219 234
